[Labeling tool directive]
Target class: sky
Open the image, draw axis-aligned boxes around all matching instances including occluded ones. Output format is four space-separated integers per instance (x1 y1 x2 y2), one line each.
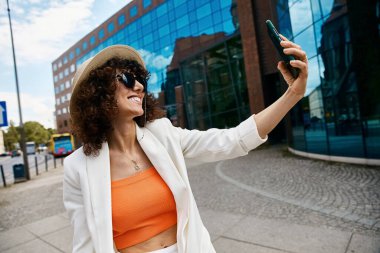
0 0 131 130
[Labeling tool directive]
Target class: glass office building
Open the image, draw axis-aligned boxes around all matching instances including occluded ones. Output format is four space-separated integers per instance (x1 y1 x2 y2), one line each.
276 0 380 161
53 0 379 164
75 0 247 130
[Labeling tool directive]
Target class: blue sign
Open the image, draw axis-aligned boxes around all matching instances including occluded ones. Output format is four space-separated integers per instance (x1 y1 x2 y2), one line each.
0 101 8 127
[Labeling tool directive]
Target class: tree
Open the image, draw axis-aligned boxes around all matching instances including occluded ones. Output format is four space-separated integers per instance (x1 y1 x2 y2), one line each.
23 121 50 146
46 128 56 141
3 121 20 151
3 121 55 150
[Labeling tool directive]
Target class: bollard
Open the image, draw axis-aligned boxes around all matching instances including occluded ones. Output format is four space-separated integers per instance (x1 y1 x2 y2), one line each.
1 165 6 187
54 157 56 168
45 155 48 172
35 156 39 176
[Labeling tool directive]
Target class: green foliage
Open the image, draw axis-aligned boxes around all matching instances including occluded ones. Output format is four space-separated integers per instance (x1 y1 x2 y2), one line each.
3 121 55 151
23 121 50 146
3 121 19 151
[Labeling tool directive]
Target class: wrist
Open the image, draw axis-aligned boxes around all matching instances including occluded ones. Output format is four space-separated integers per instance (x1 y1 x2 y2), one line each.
285 86 304 102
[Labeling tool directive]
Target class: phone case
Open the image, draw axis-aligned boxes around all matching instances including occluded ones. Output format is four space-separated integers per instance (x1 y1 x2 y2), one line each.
266 20 299 78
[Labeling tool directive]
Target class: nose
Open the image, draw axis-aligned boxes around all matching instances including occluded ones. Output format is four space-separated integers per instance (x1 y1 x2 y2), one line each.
134 80 145 92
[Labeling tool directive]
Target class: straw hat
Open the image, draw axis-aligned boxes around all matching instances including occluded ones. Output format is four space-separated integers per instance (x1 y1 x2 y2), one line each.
70 45 145 110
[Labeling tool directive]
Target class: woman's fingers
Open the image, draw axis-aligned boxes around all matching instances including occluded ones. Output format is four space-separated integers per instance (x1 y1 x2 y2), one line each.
277 61 295 83
279 34 289 41
289 60 308 77
280 40 301 49
283 48 307 62
279 35 302 49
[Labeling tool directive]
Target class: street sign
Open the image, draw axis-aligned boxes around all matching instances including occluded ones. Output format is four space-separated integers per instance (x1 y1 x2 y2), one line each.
0 101 8 127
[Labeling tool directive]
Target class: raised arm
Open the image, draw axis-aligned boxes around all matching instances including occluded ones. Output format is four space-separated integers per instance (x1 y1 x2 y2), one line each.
254 35 308 139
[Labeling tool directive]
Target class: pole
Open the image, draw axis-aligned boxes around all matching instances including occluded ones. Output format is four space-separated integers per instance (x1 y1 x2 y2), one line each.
35 156 38 175
45 155 48 171
6 0 30 180
0 165 6 187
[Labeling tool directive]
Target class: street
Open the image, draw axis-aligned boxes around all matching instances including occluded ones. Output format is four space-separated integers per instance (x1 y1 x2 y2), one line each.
0 144 379 252
0 153 59 186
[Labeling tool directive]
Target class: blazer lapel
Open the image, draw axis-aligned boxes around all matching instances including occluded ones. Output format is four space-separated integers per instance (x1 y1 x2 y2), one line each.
86 142 113 252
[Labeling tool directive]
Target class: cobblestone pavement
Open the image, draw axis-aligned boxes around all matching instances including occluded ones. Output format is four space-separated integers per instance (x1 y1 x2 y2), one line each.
189 144 380 238
0 144 379 241
0 166 65 232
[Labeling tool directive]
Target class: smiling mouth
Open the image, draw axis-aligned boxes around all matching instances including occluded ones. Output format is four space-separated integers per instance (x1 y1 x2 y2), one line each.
128 96 142 104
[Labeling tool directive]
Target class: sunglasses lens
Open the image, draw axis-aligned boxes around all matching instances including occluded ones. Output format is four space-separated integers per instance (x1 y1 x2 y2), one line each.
121 73 135 89
118 73 147 90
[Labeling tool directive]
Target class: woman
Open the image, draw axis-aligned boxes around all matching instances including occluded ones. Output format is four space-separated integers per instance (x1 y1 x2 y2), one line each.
63 37 308 253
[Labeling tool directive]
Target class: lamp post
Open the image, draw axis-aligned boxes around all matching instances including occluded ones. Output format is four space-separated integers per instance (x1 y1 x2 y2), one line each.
6 0 30 180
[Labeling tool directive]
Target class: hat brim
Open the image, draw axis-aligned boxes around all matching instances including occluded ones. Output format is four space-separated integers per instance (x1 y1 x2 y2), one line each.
71 45 145 102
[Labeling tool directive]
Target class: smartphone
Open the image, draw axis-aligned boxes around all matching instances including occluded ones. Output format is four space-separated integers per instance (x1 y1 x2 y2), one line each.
265 20 299 78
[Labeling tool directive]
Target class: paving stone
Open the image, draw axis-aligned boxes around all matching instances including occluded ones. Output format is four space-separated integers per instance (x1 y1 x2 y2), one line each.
42 225 73 253
346 233 380 253
213 237 288 253
24 214 70 237
223 215 351 253
0 226 36 252
199 207 245 241
1 238 62 253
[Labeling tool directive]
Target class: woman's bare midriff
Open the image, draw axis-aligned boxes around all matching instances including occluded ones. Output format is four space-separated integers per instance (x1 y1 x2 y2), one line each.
119 224 177 253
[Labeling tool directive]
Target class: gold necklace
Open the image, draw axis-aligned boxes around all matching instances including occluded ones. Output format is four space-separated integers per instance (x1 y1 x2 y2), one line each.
131 159 141 171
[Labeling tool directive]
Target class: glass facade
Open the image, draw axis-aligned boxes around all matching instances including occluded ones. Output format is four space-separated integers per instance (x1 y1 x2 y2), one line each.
77 0 243 129
181 37 250 129
277 0 380 159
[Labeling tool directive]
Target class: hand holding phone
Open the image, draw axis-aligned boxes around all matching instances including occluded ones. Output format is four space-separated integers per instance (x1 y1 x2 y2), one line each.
266 20 299 78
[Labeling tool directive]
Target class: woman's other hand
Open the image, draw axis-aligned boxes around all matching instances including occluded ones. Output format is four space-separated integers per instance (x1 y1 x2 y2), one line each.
278 34 308 99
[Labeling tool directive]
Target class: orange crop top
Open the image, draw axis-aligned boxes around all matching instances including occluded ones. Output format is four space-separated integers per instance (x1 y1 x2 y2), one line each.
111 167 177 250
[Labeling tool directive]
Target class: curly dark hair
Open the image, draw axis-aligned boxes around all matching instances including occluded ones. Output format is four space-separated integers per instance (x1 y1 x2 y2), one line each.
70 57 166 156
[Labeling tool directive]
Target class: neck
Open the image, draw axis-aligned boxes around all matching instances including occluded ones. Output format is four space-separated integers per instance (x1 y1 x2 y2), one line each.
108 118 138 154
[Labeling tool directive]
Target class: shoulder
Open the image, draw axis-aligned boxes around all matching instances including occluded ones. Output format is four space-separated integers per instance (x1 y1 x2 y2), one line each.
144 117 181 141
64 147 86 176
65 146 86 164
146 117 172 128
145 117 175 133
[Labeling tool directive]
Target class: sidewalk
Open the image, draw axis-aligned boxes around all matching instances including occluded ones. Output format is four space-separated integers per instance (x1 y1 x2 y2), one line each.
0 150 379 253
1 204 379 252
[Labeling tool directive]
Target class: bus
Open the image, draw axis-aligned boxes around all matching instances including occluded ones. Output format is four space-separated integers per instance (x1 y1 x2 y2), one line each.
49 133 75 158
26 141 36 155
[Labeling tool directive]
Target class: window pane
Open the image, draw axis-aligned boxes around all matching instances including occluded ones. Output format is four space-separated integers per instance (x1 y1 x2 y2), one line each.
159 24 170 37
197 3 211 20
176 14 189 29
156 3 167 17
107 22 114 33
118 14 125 25
130 6 138 17
288 0 313 36
143 0 152 9
90 36 96 45
294 25 317 59
99 29 104 39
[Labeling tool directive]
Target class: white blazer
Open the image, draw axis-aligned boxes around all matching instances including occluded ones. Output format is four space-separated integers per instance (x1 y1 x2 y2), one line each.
63 115 267 253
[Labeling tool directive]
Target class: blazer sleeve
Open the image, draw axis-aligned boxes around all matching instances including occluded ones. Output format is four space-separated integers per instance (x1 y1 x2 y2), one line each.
170 115 268 166
63 158 95 253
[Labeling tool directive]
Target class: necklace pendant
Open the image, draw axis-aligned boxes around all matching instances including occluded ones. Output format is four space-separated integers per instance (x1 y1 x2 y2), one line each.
131 160 141 171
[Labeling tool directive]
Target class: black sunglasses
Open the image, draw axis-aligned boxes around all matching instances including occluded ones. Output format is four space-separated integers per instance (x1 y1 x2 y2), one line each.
116 72 147 90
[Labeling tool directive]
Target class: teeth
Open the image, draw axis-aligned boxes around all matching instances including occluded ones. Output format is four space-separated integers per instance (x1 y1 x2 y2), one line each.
128 97 141 103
